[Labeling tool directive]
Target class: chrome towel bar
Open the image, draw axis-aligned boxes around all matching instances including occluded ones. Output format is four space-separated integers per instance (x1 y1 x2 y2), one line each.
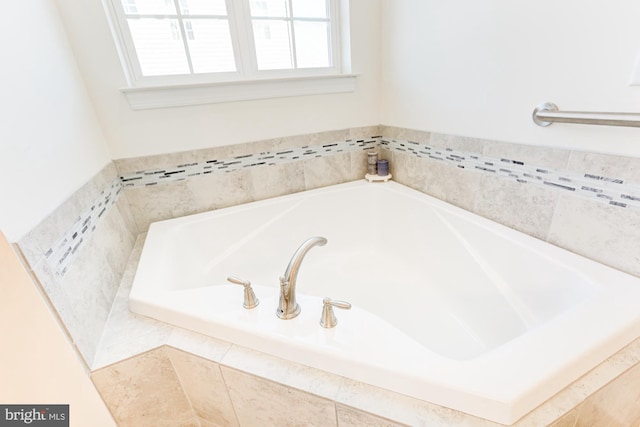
533 102 640 128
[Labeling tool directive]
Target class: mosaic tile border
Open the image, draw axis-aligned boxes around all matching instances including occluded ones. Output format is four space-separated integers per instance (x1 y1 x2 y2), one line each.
119 138 380 187
42 133 640 278
382 138 640 210
40 137 380 278
44 178 123 277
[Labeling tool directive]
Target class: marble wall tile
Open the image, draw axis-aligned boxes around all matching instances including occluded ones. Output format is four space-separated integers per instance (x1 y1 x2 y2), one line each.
350 149 372 181
428 133 485 154
115 152 193 176
385 150 429 193
380 125 430 144
31 259 73 329
336 404 408 427
117 127 380 232
567 151 640 185
473 175 559 240
250 162 307 201
547 195 640 277
303 151 355 190
23 165 107 266
166 347 239 426
94 162 121 191
423 160 480 213
91 347 195 427
27 162 118 256
126 169 259 232
59 230 119 365
96 204 138 283
482 141 571 171
93 234 172 369
125 179 196 232
114 145 246 176
349 125 382 140
220 366 338 427
278 128 351 151
28 181 97 255
116 191 140 238
67 203 136 352
15 162 138 367
114 128 368 176
187 168 255 212
383 145 487 213
95 288 171 361
113 233 146 296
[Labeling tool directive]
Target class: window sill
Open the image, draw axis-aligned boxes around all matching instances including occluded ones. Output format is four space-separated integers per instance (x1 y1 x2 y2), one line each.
121 74 358 110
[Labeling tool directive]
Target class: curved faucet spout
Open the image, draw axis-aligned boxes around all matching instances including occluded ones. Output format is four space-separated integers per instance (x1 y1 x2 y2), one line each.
283 236 327 286
277 236 327 319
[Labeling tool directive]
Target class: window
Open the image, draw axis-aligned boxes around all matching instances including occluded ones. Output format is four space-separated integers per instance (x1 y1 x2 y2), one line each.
108 0 347 85
249 0 332 71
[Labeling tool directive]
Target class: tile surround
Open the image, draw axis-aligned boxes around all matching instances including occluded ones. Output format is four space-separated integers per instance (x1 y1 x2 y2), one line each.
118 138 378 188
43 177 122 278
222 366 337 427
548 195 640 277
25 125 640 290
117 128 378 231
24 129 640 312
166 347 239 426
378 127 640 279
91 347 196 427
16 124 640 426
380 137 640 211
16 163 137 367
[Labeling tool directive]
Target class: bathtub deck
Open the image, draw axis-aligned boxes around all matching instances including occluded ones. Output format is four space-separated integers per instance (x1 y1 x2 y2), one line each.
126 181 640 424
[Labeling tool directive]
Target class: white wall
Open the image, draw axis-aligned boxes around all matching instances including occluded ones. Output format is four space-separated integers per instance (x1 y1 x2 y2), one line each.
380 0 640 158
0 1 112 242
54 0 382 159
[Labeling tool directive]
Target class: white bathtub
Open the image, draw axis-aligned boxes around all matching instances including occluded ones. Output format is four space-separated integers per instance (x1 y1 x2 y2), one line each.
129 180 640 424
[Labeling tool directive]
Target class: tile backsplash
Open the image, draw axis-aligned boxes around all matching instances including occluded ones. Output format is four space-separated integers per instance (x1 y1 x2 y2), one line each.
44 178 123 278
16 124 640 367
115 126 380 231
120 137 379 188
16 163 137 367
381 125 640 277
381 138 640 210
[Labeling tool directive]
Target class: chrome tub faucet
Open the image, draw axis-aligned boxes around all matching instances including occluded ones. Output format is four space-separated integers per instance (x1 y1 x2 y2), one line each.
277 236 327 320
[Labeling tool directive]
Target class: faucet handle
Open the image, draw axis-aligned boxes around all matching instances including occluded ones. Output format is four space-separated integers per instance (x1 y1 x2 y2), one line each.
320 297 351 328
227 276 260 309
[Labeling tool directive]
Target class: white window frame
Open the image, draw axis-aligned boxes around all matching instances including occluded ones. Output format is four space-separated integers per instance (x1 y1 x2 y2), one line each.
102 0 356 109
